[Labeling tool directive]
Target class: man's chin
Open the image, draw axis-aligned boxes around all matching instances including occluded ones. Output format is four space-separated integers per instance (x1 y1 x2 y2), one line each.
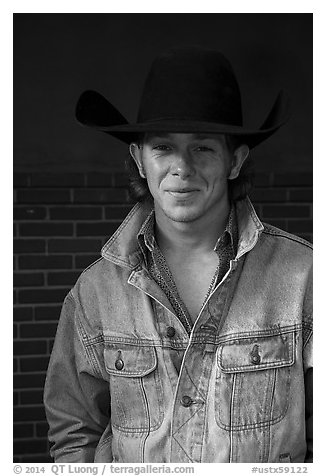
162 206 203 223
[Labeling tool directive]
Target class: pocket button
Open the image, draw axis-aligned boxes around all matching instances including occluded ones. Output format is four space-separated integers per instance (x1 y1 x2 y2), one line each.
250 344 261 365
115 358 124 370
251 354 261 365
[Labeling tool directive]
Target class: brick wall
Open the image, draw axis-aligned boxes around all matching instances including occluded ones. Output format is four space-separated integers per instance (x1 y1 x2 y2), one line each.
13 171 312 462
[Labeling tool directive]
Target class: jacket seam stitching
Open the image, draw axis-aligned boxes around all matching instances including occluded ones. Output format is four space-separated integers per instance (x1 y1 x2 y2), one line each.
80 256 104 275
262 225 312 250
81 325 302 347
171 435 194 462
245 197 264 230
74 302 104 379
302 329 313 349
96 434 113 452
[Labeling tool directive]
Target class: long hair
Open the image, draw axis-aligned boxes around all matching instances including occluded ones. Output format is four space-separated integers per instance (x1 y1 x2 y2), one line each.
125 134 255 202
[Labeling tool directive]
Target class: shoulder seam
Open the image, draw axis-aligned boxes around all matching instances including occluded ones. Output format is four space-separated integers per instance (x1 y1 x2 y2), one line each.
262 224 312 250
80 256 104 275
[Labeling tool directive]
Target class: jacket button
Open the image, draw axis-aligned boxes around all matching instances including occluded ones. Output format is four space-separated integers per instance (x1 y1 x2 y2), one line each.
250 344 261 365
115 358 124 370
166 326 176 338
251 354 261 365
181 395 193 407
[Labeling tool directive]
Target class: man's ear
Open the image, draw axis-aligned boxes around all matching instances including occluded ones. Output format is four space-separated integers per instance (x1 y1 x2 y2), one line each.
129 143 146 178
228 144 250 180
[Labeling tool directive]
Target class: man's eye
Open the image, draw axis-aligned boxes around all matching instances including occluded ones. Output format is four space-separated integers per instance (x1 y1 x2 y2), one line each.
153 144 171 151
196 146 213 152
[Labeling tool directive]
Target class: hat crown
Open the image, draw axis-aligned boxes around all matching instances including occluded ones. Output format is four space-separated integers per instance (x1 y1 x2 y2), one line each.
137 46 243 126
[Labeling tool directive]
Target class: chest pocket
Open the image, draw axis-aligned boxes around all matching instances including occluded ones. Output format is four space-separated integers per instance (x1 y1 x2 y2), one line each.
104 343 164 432
215 332 295 430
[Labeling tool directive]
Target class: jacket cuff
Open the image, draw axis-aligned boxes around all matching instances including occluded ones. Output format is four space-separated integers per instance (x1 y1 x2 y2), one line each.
54 447 96 463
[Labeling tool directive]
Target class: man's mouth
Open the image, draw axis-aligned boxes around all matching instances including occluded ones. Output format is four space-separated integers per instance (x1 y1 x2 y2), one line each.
167 189 198 198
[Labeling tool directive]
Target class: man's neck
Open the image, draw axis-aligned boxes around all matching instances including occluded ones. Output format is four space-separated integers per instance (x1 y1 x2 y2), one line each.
154 201 231 255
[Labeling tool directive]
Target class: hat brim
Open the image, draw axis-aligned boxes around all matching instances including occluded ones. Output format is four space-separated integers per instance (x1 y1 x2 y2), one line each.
76 89 291 149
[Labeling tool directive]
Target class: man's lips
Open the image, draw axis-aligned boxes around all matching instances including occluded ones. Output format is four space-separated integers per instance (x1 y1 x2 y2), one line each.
166 188 199 197
166 187 199 192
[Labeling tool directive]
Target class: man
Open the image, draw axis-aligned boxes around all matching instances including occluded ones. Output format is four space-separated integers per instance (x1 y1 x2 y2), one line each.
44 46 312 463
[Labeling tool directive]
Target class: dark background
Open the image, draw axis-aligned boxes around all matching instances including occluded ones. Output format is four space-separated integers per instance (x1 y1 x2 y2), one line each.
13 13 312 462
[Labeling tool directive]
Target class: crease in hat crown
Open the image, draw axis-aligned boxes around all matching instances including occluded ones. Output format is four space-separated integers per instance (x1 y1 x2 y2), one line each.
136 46 243 126
75 45 291 149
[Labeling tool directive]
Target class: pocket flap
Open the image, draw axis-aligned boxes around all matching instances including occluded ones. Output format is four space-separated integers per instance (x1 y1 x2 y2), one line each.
104 343 157 377
217 332 295 373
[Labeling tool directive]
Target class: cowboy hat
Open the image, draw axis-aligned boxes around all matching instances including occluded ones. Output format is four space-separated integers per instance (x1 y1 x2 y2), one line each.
75 46 290 149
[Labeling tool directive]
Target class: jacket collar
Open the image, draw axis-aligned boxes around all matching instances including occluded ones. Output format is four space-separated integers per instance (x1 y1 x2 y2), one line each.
101 197 264 269
235 197 264 259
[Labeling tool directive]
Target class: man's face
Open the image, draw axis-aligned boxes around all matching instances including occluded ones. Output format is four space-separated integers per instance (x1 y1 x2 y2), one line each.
131 132 246 224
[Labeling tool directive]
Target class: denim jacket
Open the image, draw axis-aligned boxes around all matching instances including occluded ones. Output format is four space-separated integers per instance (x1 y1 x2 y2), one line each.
44 197 313 463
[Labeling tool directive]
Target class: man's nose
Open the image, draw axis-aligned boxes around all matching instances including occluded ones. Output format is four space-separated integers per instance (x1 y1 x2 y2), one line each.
171 151 196 179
